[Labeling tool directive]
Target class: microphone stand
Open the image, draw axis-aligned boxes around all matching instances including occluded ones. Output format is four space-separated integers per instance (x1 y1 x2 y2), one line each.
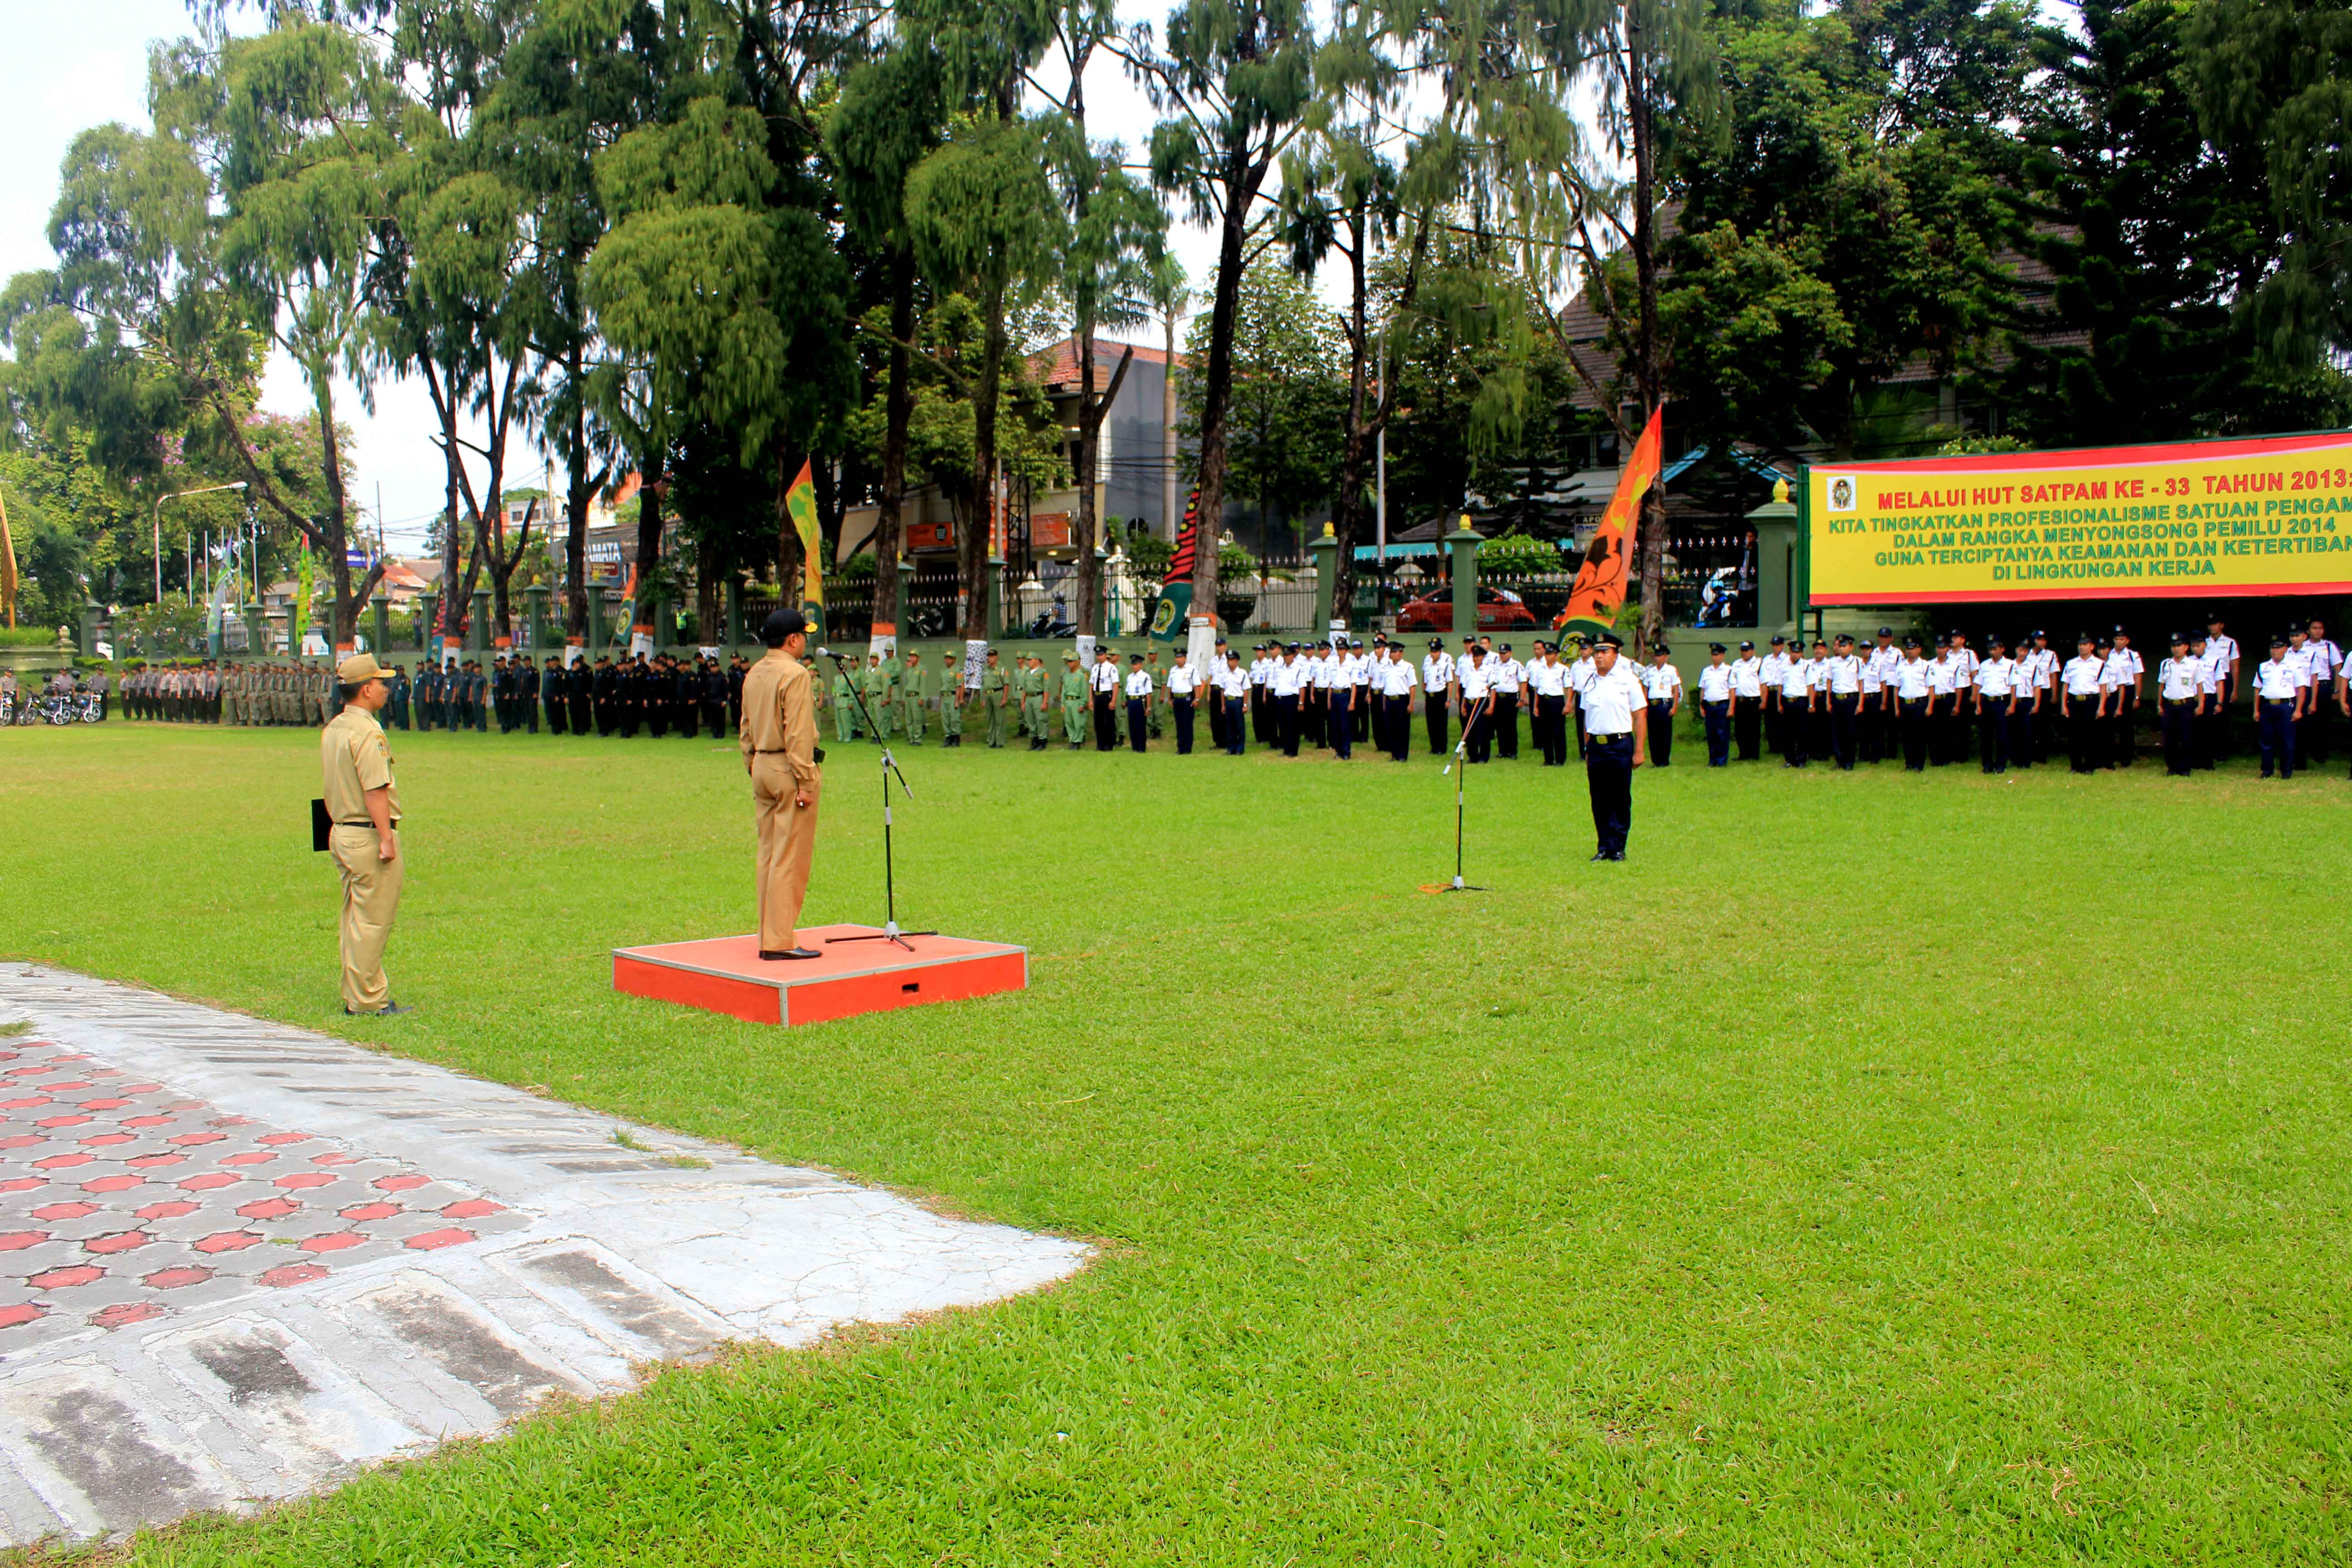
818 649 934 952
1438 692 1490 892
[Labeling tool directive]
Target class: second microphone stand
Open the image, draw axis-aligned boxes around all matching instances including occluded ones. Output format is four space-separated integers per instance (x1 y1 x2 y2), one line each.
821 649 935 951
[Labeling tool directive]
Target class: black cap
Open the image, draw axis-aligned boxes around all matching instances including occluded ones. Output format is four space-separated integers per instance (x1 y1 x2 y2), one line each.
1654 644 1671 656
1709 642 1726 654
1835 634 1853 645
1284 641 1300 652
2113 624 2129 636
2169 631 2188 644
1499 643 1512 652
1596 632 1625 650
2078 632 2096 642
1877 626 1893 636
1427 638 1443 649
2271 633 2289 647
1769 635 1785 645
1987 632 2005 645
1903 636 1921 648
1739 640 1754 650
760 608 807 645
1461 635 1477 645
1130 653 1143 663
2033 628 2047 639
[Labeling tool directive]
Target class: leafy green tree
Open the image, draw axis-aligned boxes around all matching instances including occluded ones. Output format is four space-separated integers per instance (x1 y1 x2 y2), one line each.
1998 0 2348 444
1033 0 1166 634
1135 0 1318 627
830 44 947 633
1176 258 1344 554
2184 0 2352 371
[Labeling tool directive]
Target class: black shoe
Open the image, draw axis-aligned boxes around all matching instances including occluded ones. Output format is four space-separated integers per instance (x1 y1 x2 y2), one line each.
1607 851 1627 861
759 947 823 961
346 1001 410 1017
1589 852 1610 862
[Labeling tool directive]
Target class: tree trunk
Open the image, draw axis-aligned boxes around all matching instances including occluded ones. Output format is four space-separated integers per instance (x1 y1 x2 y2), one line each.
564 352 591 639
1074 331 1101 635
313 372 357 648
1328 220 1372 628
1628 21 1667 657
960 270 1007 639
875 246 915 632
1191 156 1259 628
697 526 720 643
634 446 665 640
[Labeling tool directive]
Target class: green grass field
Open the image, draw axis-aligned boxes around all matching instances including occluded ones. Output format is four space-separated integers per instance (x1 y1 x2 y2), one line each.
3 719 2348 1566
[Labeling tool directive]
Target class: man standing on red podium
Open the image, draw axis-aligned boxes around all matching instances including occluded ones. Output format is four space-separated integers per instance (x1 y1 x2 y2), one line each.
740 608 824 960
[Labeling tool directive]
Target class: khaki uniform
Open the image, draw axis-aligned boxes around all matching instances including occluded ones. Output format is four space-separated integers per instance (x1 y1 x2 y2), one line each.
320 709 404 1012
739 649 823 952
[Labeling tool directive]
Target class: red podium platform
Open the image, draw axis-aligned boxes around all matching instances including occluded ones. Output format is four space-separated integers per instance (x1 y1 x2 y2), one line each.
612 926 1028 1026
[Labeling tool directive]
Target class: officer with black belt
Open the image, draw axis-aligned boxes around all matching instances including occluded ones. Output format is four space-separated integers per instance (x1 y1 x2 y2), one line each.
1578 633 1648 862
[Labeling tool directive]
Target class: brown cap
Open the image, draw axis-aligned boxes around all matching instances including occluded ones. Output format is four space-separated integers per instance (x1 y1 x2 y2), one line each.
336 653 387 684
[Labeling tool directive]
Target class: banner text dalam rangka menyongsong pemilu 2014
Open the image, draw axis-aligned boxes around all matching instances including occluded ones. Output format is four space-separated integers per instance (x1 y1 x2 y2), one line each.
1804 430 2352 606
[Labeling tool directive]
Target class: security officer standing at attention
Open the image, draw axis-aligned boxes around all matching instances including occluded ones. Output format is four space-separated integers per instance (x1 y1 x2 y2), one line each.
1422 637 1453 755
739 608 825 960
319 654 407 1017
1697 643 1734 766
1578 632 1648 862
1729 640 1763 760
1090 646 1122 750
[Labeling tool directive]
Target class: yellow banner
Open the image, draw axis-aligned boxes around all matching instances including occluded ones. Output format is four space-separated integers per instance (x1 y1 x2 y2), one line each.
1806 431 2352 605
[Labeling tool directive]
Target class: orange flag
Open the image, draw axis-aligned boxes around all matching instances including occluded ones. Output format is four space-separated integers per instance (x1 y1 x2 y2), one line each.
1563 405 1665 626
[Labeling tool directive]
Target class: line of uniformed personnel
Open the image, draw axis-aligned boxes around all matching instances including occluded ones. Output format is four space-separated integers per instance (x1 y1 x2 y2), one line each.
115 660 339 726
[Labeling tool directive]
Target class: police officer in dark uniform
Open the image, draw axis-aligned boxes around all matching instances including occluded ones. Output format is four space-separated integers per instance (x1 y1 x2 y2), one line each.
567 654 592 735
593 654 620 735
728 653 747 734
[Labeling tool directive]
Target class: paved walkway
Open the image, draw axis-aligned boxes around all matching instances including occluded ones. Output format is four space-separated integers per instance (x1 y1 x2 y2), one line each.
0 965 1086 1548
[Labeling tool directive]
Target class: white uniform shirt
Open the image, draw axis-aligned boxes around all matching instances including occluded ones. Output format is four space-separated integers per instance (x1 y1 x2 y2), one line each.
1569 656 1597 695
2100 648 2142 695
1895 657 1932 700
2308 637 2342 686
1863 645 1902 693
1759 651 1789 691
1580 662 1648 734
2194 647 2224 696
1218 662 1248 699
2063 655 2106 697
2207 633 2239 679
1124 668 1153 698
1489 658 1522 695
1091 661 1120 694
1642 663 1682 704
1825 654 1863 695
1166 662 1200 696
1697 662 1734 702
1457 656 1491 701
1927 656 1959 697
1730 655 1764 699
1975 655 2017 699
1382 657 1417 697
1423 652 1453 696
2158 657 2202 702
1779 658 1813 701
2253 657 2303 701
1526 659 1567 698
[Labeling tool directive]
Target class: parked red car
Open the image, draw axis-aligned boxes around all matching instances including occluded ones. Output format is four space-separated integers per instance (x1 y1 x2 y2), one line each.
1393 585 1540 634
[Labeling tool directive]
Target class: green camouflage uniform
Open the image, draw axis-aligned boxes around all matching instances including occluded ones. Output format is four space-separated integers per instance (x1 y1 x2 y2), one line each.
1059 662 1088 744
938 657 965 738
980 661 1010 747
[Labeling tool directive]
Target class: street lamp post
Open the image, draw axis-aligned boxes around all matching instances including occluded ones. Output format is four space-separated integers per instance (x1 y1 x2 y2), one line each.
153 481 248 606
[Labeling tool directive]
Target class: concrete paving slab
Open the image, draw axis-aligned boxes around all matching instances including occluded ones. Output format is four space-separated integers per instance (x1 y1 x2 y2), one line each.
0 964 1088 1549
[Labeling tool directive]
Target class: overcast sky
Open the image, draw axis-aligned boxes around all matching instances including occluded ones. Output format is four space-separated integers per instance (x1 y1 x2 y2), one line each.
0 2 1225 558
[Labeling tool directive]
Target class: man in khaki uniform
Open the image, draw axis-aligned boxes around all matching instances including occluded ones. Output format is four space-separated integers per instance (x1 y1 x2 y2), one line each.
320 653 407 1016
739 609 824 960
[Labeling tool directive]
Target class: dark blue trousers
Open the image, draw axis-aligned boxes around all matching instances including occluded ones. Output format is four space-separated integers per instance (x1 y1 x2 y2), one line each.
2259 697 2297 777
1702 700 1730 765
1586 732 1634 857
